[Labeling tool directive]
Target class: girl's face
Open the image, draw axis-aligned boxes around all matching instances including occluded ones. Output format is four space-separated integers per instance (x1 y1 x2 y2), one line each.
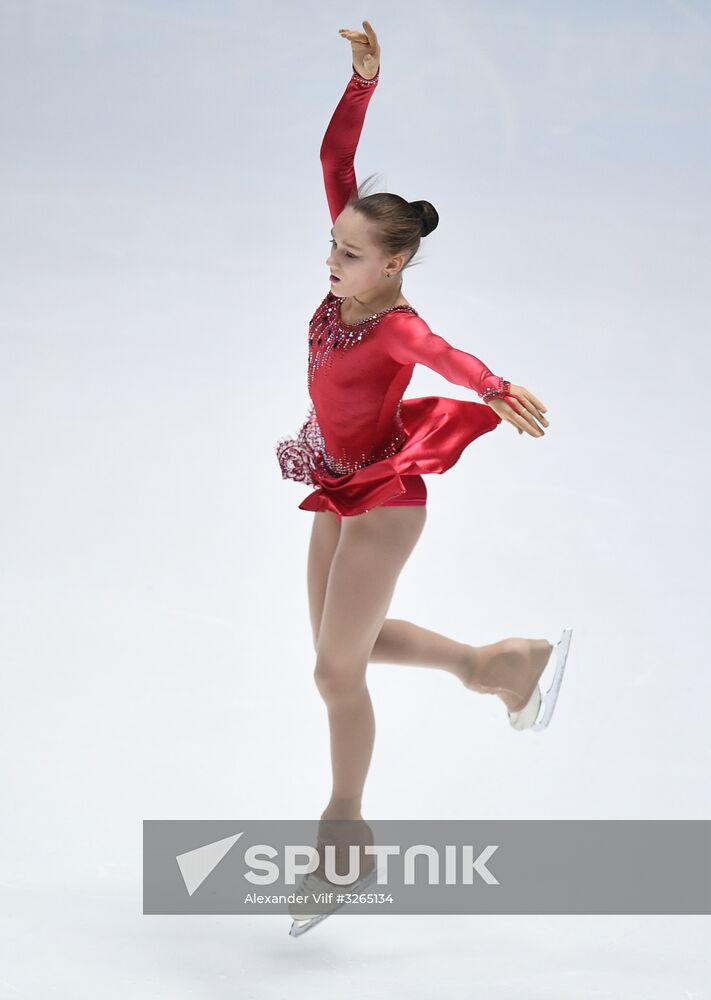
326 209 405 297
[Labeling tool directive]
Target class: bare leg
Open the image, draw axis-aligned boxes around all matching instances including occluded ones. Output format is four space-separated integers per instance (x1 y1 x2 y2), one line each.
313 506 427 821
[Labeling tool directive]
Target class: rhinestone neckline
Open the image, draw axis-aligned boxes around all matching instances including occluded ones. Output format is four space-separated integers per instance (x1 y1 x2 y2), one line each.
307 291 420 390
332 291 418 329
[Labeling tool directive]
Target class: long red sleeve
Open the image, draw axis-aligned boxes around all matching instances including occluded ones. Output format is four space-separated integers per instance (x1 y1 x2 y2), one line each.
320 65 380 223
381 312 503 399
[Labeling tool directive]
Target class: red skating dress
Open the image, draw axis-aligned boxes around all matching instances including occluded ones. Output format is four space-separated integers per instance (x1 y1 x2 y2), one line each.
276 65 515 518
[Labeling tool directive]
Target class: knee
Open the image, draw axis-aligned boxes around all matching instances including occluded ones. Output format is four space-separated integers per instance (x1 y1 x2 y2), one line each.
313 652 365 702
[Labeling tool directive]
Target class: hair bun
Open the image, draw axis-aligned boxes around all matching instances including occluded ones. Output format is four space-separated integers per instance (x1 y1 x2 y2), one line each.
409 200 439 238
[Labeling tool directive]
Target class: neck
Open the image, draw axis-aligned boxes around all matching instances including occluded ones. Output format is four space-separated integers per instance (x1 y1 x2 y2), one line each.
351 279 402 313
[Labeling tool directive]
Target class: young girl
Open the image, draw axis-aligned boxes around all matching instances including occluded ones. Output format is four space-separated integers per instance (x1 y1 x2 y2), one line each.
277 21 572 934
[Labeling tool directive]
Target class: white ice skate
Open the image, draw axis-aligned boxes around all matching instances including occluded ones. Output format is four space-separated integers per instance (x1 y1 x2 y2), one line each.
289 865 378 938
508 627 573 732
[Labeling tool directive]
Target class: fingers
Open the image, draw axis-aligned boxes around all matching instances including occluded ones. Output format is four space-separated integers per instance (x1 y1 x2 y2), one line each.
520 387 547 414
507 412 541 437
512 385 549 429
523 393 548 425
499 408 526 435
516 409 543 437
362 19 378 44
501 396 545 437
339 20 378 48
339 30 369 46
517 395 548 434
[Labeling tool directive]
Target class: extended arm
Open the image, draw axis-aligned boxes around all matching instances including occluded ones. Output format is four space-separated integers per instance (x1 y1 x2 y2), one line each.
320 65 380 224
384 313 509 400
384 313 550 436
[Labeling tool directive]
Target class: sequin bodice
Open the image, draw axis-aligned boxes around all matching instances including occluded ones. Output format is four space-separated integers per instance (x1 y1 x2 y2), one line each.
308 292 419 390
306 291 419 474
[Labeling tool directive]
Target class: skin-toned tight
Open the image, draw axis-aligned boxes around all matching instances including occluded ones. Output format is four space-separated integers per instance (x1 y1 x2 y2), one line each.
308 506 552 827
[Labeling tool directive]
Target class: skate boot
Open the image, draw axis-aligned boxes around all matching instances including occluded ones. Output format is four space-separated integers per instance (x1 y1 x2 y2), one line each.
289 818 377 937
507 627 573 732
465 629 573 732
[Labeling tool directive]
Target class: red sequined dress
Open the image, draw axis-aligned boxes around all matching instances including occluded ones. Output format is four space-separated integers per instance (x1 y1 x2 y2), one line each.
276 65 515 517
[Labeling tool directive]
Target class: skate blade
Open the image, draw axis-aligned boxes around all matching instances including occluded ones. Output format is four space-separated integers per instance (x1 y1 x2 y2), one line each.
531 626 573 731
506 627 573 732
288 868 377 938
289 909 332 937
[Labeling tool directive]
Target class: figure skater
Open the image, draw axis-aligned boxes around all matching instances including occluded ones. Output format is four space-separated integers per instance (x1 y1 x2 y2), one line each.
276 21 572 935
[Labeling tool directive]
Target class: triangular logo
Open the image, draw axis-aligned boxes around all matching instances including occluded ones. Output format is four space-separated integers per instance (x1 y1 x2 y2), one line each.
176 832 244 895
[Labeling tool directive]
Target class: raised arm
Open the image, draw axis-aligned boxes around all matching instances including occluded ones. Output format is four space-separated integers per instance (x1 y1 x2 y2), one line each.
320 20 381 223
320 65 380 223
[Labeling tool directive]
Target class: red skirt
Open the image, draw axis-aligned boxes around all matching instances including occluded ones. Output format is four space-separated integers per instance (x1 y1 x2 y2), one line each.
298 395 501 518
330 474 427 519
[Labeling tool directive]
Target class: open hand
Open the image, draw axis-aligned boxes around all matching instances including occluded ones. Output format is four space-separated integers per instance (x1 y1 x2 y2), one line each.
338 20 380 80
487 383 549 437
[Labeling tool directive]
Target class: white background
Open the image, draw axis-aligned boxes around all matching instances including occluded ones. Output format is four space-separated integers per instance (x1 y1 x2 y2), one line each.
1 0 709 996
